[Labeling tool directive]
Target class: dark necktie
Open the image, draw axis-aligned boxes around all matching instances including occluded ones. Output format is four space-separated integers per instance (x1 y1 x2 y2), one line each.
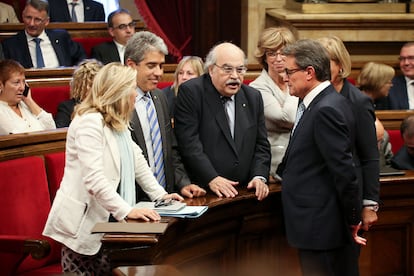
70 2 78 22
144 94 166 188
292 100 305 134
221 96 234 138
33 38 45 68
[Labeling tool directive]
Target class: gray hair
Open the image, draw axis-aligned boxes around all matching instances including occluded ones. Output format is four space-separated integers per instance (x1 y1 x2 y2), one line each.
282 39 331 82
26 0 49 15
124 31 168 64
204 42 247 73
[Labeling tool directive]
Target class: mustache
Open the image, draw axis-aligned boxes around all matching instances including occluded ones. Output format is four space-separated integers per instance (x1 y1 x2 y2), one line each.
225 79 241 85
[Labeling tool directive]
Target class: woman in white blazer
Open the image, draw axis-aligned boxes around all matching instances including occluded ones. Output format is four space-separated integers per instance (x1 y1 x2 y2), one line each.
249 27 298 182
43 63 183 274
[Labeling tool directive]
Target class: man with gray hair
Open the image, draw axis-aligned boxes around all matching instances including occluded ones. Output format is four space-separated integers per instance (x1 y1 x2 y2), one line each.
174 42 271 201
1 0 86 68
125 31 206 200
276 39 364 275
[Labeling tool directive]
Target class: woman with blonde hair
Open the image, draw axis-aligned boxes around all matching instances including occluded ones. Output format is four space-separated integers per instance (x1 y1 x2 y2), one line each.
55 59 103 128
43 63 183 274
318 36 380 239
249 26 298 182
163 55 204 116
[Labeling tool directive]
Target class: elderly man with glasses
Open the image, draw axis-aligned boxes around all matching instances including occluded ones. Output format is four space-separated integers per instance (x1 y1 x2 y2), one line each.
174 42 271 201
1 0 86 69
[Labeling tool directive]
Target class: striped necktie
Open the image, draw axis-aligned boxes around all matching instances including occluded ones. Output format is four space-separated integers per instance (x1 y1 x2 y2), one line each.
70 2 78 22
292 100 305 134
144 94 166 188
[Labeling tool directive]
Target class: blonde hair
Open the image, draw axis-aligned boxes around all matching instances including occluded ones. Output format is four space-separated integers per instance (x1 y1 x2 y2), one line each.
75 63 137 132
357 62 395 94
172 56 204 94
254 27 297 70
317 36 351 79
70 59 103 101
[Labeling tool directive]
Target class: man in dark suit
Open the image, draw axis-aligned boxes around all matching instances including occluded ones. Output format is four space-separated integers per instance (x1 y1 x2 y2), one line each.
276 39 365 275
48 0 105 22
375 42 414 110
91 9 135 64
1 0 86 68
391 115 414 169
174 42 271 201
125 31 206 200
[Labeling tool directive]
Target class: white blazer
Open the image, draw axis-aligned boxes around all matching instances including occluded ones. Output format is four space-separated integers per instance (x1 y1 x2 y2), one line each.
43 112 167 255
249 69 298 176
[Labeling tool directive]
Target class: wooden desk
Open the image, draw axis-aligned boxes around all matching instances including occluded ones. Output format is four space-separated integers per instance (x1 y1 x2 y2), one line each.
102 172 414 276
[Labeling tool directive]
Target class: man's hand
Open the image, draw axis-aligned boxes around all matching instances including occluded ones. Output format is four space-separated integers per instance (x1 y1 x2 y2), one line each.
208 176 239 198
361 207 378 231
247 178 269 201
181 184 207 198
351 222 367 246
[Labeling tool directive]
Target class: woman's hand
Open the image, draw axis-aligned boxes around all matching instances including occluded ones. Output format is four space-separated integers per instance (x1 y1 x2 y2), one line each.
126 208 161 221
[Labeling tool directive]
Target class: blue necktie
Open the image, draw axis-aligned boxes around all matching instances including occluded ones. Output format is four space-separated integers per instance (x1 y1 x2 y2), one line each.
70 2 78 22
292 100 305 134
144 94 166 188
33 38 45 68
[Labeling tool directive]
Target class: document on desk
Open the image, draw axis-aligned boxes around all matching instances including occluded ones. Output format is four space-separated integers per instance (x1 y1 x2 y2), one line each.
91 222 168 234
135 201 208 218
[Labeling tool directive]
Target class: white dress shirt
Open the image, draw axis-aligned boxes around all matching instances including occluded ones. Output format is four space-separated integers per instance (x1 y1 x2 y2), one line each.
26 31 59 68
66 0 84 22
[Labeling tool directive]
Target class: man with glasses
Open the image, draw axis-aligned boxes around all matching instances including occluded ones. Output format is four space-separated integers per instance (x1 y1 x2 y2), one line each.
376 42 414 110
174 42 271 200
48 0 105 22
91 9 135 64
276 39 364 275
1 0 86 69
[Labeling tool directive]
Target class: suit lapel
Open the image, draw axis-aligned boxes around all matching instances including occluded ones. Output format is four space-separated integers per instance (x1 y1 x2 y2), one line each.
109 42 121 62
46 30 64 66
150 90 168 156
130 110 148 160
234 88 250 151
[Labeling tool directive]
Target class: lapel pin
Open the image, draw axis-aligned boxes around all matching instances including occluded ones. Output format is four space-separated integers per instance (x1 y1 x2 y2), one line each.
242 103 246 107
55 40 59 44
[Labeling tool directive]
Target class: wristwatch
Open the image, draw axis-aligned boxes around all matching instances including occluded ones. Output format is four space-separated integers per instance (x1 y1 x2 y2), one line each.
363 203 379 212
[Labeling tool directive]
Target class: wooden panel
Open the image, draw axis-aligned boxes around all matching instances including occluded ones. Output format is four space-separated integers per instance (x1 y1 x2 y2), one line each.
376 110 414 130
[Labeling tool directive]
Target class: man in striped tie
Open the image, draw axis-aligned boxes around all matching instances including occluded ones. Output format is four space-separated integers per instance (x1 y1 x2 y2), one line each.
125 31 206 201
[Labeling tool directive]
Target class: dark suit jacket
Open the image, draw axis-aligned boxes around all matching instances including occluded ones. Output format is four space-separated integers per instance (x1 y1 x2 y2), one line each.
391 146 414 170
49 0 105 22
162 85 175 118
130 89 191 200
55 98 78 128
91 41 121 64
1 30 86 68
174 74 271 188
277 84 360 250
340 79 380 204
375 75 409 110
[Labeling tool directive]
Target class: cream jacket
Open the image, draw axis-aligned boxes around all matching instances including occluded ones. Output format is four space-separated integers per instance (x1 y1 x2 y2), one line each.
43 112 167 255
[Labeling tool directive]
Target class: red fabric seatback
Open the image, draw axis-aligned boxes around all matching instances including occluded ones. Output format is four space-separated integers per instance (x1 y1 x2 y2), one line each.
44 152 65 202
388 129 404 154
73 37 113 57
31 86 70 118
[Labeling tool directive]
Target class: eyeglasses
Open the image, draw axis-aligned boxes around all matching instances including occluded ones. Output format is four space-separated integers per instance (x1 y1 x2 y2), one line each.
398 56 414 62
265 50 284 58
23 15 47 24
214 64 247 75
284 68 303 77
113 21 136 30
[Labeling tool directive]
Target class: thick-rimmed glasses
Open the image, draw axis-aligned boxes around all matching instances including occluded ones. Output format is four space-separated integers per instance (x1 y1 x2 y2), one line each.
214 64 247 75
113 21 136 30
284 68 303 77
398 56 414 62
265 50 284 58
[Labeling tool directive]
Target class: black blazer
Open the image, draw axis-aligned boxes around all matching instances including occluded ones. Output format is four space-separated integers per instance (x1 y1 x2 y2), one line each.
130 89 191 200
391 146 414 170
55 98 78 128
49 0 105 22
375 75 409 110
277 84 360 250
91 41 121 64
174 74 271 188
1 30 86 68
340 79 380 204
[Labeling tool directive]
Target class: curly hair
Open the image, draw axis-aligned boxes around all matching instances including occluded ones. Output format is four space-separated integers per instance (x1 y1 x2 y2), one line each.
70 59 103 102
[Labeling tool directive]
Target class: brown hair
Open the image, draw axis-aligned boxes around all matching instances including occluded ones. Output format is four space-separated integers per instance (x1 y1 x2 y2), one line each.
0 59 25 84
70 59 103 102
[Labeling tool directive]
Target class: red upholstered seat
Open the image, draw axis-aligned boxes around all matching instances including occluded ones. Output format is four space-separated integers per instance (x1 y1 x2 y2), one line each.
44 152 65 202
388 129 404 154
73 37 113 57
0 156 61 275
31 86 71 118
